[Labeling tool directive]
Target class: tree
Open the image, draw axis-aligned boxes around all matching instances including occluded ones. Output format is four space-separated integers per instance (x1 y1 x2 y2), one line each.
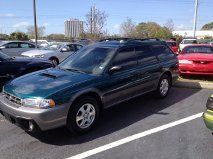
120 18 137 38
46 34 66 41
135 22 172 39
164 19 174 32
0 33 9 40
9 32 29 41
201 22 213 30
85 6 108 38
27 25 46 38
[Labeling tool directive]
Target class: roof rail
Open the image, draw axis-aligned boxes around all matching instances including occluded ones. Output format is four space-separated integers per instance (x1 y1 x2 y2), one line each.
99 38 160 43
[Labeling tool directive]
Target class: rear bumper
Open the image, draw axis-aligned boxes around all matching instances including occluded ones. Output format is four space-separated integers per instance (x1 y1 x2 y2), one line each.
0 94 70 131
179 64 213 76
203 110 213 131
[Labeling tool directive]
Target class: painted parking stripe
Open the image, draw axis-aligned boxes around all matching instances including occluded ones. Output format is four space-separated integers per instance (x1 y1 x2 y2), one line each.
67 112 203 159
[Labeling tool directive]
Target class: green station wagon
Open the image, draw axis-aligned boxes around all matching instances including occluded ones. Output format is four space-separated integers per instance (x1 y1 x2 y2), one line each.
0 38 178 134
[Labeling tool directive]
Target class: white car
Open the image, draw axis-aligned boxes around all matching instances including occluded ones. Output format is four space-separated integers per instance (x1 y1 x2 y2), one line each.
179 39 197 51
21 43 83 65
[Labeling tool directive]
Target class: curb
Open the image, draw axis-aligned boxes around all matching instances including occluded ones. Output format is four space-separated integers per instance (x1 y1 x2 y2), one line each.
174 79 213 90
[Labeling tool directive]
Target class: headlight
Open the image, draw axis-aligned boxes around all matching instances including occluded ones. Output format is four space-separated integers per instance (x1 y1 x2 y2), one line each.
22 98 55 109
206 95 213 110
34 54 45 58
179 59 193 64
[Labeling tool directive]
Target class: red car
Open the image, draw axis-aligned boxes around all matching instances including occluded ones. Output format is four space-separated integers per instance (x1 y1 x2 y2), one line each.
166 41 178 54
178 44 213 76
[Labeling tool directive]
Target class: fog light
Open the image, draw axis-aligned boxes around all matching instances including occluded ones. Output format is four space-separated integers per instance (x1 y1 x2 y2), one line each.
29 121 34 131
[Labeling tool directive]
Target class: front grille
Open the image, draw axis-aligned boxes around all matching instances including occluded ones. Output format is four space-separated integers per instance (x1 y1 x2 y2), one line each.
3 91 22 105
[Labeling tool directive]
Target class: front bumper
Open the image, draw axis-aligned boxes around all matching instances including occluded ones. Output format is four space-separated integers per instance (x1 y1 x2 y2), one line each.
203 109 213 131
0 94 70 131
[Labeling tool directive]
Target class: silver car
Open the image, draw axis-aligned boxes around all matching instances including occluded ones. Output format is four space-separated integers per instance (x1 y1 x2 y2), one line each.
0 41 36 57
21 43 83 65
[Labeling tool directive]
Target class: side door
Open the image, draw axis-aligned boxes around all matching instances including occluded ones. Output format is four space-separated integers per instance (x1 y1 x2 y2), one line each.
151 44 178 79
102 47 139 107
19 42 35 54
134 45 161 93
60 44 76 61
1 42 20 57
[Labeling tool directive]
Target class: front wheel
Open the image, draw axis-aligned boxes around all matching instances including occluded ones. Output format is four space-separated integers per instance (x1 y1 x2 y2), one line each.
155 74 171 98
66 96 100 134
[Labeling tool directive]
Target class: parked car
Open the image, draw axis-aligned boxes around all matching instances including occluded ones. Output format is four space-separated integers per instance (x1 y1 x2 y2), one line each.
0 51 53 90
203 94 213 132
179 38 197 51
166 41 178 54
0 41 36 57
0 38 178 134
178 44 213 76
29 39 49 48
21 43 83 65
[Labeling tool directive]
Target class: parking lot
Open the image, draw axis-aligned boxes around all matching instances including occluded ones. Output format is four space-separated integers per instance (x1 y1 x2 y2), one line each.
0 87 212 159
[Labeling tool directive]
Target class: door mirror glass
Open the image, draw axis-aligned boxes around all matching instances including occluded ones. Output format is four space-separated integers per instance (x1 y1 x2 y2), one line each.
108 66 122 75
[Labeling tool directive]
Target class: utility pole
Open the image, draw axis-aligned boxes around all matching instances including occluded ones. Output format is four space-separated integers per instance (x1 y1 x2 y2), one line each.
33 0 38 48
193 0 198 38
90 6 93 34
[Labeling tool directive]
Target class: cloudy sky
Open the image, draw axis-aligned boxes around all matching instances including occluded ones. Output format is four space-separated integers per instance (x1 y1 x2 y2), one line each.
0 0 212 35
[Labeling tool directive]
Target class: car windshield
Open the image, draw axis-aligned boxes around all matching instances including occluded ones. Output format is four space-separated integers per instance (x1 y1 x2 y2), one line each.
0 51 10 60
59 45 116 75
183 40 197 44
183 46 213 54
41 44 62 50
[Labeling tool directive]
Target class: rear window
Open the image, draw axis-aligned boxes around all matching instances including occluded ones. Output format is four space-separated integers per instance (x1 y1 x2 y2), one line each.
182 40 197 44
182 46 213 54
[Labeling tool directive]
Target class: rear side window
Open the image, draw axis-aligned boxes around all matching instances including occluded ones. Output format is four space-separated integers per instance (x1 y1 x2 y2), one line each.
135 45 158 65
5 42 19 48
112 47 137 71
151 44 174 60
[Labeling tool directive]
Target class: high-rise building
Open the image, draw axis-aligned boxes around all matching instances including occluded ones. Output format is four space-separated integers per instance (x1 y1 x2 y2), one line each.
64 19 84 38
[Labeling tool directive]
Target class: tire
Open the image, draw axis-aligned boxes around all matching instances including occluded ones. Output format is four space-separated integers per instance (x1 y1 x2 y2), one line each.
155 74 171 98
49 57 59 66
66 96 100 134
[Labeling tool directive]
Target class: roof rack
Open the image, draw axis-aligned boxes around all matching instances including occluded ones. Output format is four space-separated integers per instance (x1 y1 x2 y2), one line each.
99 38 160 43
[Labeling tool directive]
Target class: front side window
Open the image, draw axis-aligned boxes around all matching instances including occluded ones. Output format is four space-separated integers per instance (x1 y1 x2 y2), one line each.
112 47 137 71
20 43 30 48
182 46 213 54
59 46 116 75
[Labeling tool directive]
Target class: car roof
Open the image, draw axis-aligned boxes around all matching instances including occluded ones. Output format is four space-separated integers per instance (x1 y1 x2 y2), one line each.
184 44 213 47
96 38 164 49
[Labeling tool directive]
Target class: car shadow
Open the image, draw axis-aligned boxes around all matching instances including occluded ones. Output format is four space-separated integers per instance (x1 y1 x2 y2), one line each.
29 87 201 145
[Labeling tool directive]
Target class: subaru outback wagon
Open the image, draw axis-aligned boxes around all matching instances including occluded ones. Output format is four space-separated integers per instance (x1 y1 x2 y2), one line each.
0 38 178 134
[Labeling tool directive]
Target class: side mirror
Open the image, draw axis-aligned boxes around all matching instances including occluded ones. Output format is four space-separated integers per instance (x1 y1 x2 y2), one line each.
61 48 68 52
108 66 122 75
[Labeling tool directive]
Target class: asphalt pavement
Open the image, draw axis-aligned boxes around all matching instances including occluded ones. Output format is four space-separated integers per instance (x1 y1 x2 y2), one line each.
0 87 212 159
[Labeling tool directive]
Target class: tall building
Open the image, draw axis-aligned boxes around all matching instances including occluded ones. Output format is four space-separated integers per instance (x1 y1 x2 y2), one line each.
64 19 84 38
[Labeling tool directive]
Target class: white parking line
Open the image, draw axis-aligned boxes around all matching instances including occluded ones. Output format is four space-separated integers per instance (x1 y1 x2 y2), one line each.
67 112 203 159
0 119 4 122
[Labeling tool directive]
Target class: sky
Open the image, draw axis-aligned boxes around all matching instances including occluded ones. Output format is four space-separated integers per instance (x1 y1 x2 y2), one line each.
0 0 212 35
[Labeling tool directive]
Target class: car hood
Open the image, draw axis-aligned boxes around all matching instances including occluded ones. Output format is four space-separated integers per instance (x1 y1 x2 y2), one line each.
178 53 213 61
10 57 50 63
3 68 96 99
21 49 58 56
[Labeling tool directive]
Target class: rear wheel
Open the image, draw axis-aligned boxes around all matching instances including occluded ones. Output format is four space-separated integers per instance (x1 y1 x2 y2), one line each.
66 96 100 134
155 74 171 98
